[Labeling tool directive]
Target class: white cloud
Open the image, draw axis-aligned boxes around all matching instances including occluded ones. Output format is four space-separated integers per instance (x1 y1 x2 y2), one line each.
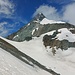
33 5 61 20
62 3 75 25
33 3 75 25
0 22 8 37
0 0 15 37
0 0 14 15
0 0 28 37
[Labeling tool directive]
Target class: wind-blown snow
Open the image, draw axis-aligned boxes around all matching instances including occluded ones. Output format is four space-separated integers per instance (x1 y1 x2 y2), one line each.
0 28 75 75
40 18 65 25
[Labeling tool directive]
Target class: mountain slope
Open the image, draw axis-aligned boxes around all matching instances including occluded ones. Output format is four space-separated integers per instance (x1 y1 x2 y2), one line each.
6 13 45 41
0 48 52 75
6 13 75 42
0 36 60 75
1 13 75 75
1 27 75 75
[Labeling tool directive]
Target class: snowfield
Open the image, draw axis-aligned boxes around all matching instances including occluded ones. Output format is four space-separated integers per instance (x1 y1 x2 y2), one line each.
57 28 75 42
40 18 65 25
0 48 51 75
0 28 75 75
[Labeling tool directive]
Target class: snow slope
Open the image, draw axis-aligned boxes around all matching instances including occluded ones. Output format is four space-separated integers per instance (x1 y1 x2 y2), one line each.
0 48 51 75
1 28 75 75
57 28 75 42
40 18 65 25
42 28 75 42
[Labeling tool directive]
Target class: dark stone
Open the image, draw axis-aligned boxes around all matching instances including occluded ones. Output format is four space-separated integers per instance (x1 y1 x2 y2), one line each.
25 37 32 41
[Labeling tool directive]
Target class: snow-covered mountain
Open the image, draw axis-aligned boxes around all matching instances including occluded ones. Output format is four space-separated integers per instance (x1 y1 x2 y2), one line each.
0 13 75 75
0 27 75 75
7 13 75 42
40 18 65 24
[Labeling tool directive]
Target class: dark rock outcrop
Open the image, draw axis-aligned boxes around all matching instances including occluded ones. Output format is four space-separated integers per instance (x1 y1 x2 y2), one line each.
43 34 75 55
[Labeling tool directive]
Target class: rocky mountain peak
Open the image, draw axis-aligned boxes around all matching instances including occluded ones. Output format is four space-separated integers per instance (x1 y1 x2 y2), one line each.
33 13 45 22
6 13 75 42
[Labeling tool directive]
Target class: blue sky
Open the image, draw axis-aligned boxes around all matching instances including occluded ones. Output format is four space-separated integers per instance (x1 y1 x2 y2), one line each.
0 0 75 37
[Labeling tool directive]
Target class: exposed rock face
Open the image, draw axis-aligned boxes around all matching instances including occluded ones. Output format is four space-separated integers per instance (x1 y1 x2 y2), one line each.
32 13 45 21
6 13 45 41
43 33 75 55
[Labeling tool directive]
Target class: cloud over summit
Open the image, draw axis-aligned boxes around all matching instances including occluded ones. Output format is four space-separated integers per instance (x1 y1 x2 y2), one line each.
33 2 75 25
33 5 61 21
